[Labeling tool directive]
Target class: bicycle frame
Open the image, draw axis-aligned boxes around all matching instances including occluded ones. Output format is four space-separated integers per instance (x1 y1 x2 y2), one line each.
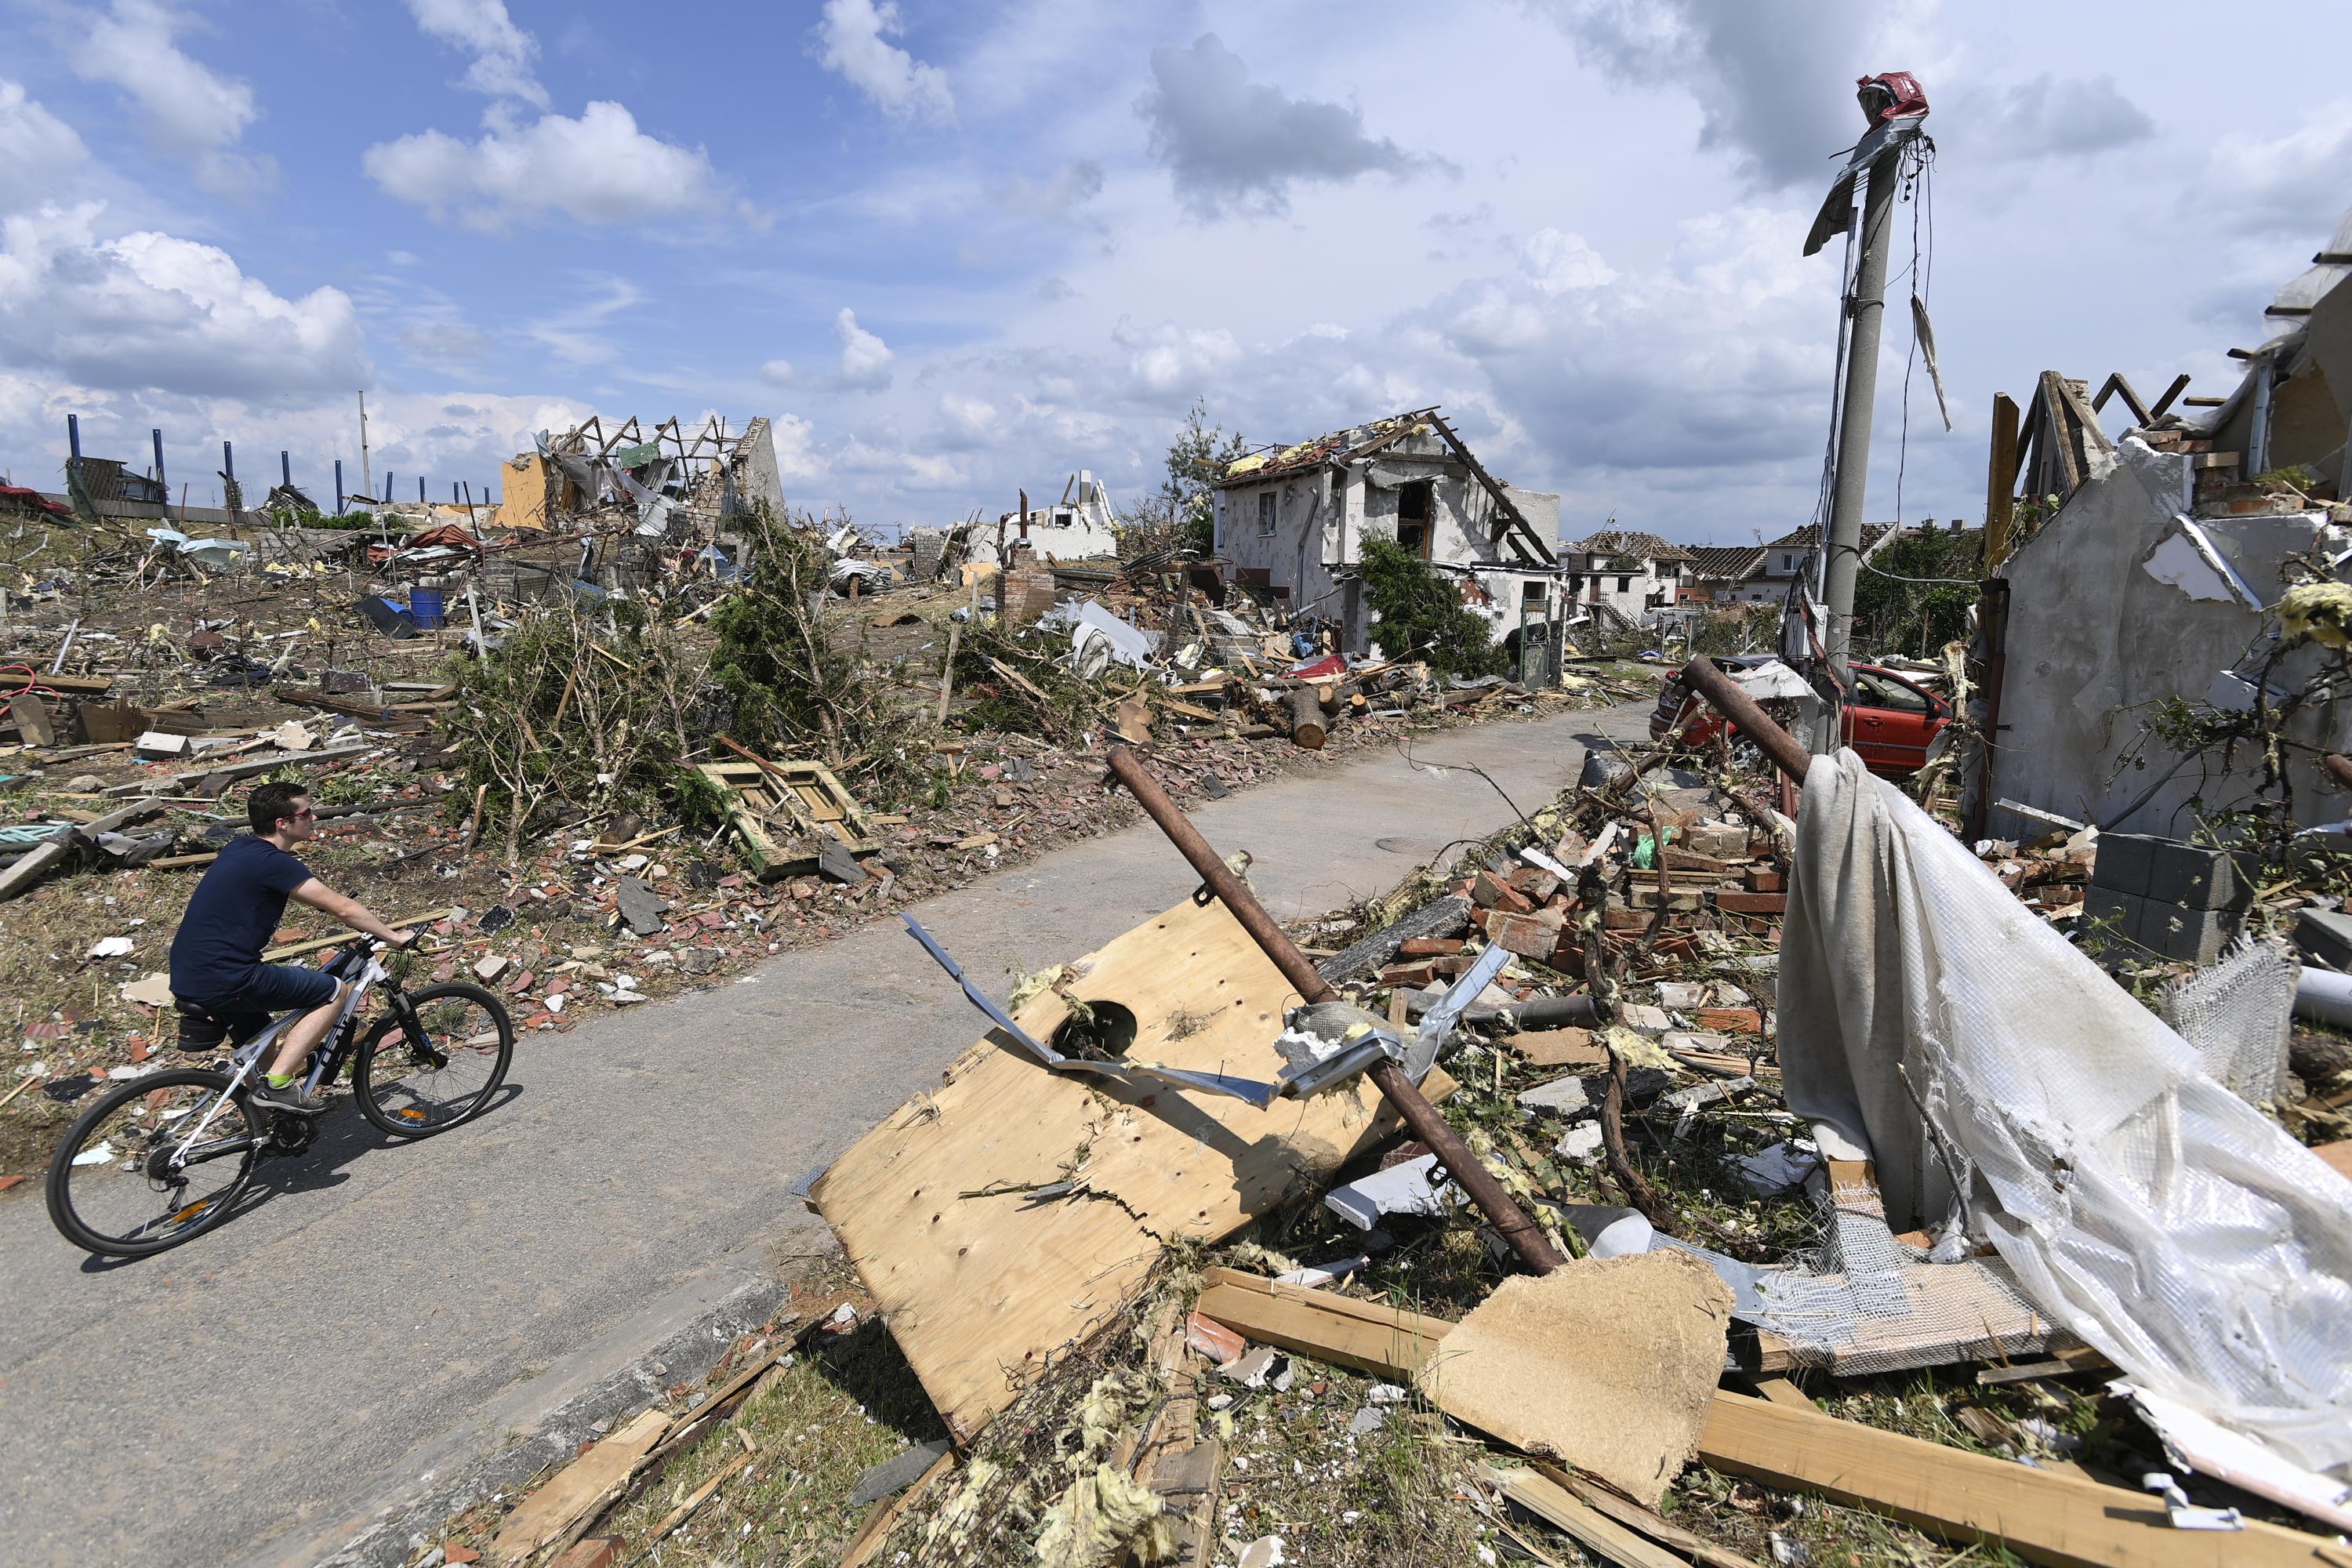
165 945 391 1167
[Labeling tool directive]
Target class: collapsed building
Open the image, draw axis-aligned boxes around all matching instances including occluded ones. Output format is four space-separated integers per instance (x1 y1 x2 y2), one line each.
1210 408 1565 655
1968 212 2352 841
494 414 789 535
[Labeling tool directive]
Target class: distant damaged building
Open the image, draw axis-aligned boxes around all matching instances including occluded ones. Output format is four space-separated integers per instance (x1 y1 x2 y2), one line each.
1212 408 1563 655
495 414 789 534
1969 211 2352 840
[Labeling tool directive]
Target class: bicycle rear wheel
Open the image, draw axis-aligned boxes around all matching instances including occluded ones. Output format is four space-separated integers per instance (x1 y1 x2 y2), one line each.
354 982 513 1137
45 1069 263 1257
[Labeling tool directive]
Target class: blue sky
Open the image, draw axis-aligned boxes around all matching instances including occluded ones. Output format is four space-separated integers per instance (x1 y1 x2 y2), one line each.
1 1 2347 543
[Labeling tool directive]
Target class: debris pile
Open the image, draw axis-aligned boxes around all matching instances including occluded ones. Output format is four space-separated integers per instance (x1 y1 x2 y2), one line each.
409 654 2352 1568
0 478 1627 1186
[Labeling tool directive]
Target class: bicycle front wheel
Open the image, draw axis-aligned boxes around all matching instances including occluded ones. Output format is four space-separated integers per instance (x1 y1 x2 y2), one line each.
354 982 514 1137
45 1069 263 1257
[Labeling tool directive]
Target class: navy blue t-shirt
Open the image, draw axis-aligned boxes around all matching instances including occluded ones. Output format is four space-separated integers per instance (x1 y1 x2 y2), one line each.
169 835 315 1001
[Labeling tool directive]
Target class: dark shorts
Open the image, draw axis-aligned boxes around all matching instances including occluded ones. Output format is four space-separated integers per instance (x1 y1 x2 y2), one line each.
179 961 341 1017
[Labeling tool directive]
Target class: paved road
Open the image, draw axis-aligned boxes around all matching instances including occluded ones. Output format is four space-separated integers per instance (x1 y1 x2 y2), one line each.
0 703 1650 1567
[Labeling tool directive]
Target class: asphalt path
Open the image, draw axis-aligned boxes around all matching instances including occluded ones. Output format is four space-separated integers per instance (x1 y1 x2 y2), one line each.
0 702 1651 1567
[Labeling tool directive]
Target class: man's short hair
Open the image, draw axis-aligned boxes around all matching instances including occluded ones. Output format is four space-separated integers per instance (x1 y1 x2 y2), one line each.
248 780 310 836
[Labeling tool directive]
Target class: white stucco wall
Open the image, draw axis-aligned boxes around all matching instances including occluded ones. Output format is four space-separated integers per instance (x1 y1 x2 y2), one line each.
1218 445 1561 652
1980 436 2352 835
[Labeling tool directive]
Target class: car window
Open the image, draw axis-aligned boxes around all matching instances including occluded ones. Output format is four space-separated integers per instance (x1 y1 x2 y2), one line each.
1856 670 1929 713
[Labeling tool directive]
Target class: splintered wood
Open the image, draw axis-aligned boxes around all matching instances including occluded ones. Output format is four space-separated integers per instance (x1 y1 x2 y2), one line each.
810 894 1429 1445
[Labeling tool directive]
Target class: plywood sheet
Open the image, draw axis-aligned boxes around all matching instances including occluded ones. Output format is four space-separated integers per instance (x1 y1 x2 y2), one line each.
1416 1251 1732 1508
811 895 1422 1444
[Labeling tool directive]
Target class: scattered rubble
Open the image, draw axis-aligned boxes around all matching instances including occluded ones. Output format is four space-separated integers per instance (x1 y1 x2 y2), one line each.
415 655 2349 1566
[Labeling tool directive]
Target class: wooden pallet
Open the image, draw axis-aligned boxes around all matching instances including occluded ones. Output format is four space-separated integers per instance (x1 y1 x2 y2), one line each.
696 758 877 878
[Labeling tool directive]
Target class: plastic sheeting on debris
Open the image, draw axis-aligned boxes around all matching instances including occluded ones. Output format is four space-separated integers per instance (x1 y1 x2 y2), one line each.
1730 657 1812 701
1778 747 2352 1476
143 526 251 569
1056 601 1155 675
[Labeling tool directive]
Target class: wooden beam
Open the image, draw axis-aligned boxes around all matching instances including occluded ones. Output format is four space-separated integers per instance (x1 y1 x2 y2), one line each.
102 739 377 797
0 798 165 901
2147 373 2194 422
1196 1274 2339 1568
1421 409 1555 567
2092 372 2151 426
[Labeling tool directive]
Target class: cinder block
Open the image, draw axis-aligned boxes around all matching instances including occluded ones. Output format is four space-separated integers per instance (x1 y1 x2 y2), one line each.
2138 898 2243 965
2143 838 2253 913
2089 833 2158 897
2293 909 2352 971
2082 885 2143 944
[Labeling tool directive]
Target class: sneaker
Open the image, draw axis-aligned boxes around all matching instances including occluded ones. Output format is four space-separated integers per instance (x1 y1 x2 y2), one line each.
248 1080 328 1116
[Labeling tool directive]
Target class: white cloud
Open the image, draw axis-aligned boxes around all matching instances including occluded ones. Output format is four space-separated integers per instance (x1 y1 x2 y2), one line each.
1529 0 1893 190
404 0 548 109
1116 318 1243 400
522 276 642 365
834 308 895 390
363 102 720 230
2209 101 2352 237
67 0 273 197
767 412 827 483
1519 229 1617 294
1138 34 1449 219
0 201 367 399
0 82 89 217
815 0 954 124
994 160 1104 223
935 391 996 446
1969 74 2154 163
760 358 797 386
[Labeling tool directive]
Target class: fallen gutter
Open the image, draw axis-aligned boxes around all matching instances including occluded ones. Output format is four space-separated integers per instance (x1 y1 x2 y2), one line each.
1103 744 1567 1275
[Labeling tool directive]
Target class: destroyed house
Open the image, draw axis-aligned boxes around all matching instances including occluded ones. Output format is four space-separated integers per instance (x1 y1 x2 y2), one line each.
1967 206 2352 840
495 413 787 535
1559 530 1693 622
1688 524 1900 604
995 470 1120 561
1211 408 1563 654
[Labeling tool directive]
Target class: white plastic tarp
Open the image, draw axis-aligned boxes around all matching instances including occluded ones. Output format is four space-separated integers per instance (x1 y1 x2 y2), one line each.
1731 658 1810 701
1779 749 2352 1477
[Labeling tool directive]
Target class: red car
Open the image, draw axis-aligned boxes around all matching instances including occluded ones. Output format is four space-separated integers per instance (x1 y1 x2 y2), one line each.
1650 656 1951 778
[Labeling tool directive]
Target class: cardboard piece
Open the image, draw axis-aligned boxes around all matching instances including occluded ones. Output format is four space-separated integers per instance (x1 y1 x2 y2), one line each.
1414 1251 1732 1508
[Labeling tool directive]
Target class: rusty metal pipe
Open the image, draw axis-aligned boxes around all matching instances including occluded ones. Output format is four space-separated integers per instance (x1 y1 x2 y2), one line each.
1103 746 1566 1275
1675 655 1815 784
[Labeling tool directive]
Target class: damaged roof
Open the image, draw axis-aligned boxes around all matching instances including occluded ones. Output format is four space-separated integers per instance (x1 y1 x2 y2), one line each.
1686 545 1768 582
1570 529 1696 564
1761 522 1896 555
1216 408 1441 486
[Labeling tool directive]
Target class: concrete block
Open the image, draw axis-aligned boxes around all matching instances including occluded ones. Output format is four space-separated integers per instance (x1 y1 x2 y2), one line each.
2292 909 2352 971
2139 898 2244 965
2082 885 2143 944
2089 833 2158 897
2143 838 2253 912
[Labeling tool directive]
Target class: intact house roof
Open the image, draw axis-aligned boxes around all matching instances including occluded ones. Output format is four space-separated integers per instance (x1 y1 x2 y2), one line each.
1567 530 1697 564
1217 406 1556 568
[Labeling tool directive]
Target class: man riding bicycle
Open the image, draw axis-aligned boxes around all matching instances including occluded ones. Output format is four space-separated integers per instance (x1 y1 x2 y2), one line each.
168 780 419 1116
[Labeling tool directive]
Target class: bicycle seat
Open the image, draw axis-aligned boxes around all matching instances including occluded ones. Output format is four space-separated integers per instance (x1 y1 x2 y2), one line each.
172 996 270 1053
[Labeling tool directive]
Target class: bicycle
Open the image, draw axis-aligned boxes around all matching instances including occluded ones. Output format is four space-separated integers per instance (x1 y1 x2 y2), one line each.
45 935 514 1258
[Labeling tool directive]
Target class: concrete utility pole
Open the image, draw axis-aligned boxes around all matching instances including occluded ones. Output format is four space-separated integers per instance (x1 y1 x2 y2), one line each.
358 390 372 500
1820 98 1908 693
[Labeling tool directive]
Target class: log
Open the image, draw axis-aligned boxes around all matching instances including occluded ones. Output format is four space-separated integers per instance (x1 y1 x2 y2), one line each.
1287 686 1327 749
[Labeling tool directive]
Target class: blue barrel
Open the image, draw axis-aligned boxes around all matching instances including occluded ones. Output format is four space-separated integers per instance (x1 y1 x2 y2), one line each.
409 586 446 628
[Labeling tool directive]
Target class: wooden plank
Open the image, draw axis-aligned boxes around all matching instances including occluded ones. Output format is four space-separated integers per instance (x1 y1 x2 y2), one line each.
102 740 377 796
837 1449 955 1568
1479 1463 1687 1568
263 907 455 960
809 895 1442 1446
488 1406 667 1564
1200 1276 2336 1568
1536 1463 1766 1568
10 694 53 747
0 799 164 902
